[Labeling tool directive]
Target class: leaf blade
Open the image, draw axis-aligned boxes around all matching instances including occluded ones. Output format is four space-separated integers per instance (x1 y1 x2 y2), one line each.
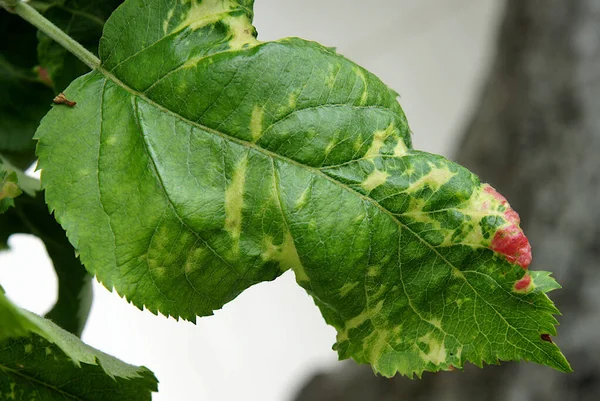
0 292 158 400
35 0 569 377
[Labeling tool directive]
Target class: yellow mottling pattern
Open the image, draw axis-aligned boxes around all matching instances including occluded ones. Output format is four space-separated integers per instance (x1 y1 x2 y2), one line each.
295 186 311 209
184 247 209 274
361 169 390 192
405 166 456 194
163 8 175 33
325 64 338 88
288 91 299 108
337 300 384 342
250 105 264 142
427 318 442 329
364 123 395 159
393 138 408 157
225 15 260 49
367 265 381 277
418 332 447 365
173 0 258 49
354 67 369 104
339 281 359 297
262 232 308 281
224 155 248 242
175 0 232 32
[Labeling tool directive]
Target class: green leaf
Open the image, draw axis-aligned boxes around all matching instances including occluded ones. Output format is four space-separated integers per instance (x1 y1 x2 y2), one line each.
37 0 123 91
0 190 92 336
0 160 24 214
35 0 570 377
0 11 54 169
0 291 158 400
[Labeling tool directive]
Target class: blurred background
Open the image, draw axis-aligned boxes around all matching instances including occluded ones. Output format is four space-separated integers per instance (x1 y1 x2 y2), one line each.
1 0 598 400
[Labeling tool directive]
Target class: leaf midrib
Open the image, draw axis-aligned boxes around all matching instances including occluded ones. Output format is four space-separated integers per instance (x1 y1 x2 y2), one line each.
93 65 558 365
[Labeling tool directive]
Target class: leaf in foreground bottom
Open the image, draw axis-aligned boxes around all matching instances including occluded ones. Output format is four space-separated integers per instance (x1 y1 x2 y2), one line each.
0 292 158 400
35 0 570 376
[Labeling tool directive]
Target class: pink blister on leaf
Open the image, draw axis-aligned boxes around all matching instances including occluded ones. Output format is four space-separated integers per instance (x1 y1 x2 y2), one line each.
483 184 532 269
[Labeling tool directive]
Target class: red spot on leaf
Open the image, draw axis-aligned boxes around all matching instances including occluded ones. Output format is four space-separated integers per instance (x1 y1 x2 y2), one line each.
504 209 520 224
35 66 53 87
514 273 532 292
483 184 531 268
491 226 532 269
484 184 508 203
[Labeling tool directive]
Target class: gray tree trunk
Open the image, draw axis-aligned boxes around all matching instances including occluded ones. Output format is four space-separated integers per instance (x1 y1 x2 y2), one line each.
295 1 600 400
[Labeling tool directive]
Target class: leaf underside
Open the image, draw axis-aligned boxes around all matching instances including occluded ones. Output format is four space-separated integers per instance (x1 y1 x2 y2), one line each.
35 0 570 377
0 292 158 400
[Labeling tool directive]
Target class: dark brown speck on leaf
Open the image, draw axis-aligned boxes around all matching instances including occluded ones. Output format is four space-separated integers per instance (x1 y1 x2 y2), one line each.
541 334 553 343
52 93 76 107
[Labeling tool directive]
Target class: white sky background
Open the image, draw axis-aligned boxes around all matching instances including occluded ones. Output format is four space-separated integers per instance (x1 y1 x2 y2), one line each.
0 1 503 400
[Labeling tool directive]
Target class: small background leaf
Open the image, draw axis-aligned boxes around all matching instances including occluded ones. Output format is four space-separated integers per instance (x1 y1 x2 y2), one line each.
0 11 54 169
0 292 158 400
0 187 92 336
37 0 123 91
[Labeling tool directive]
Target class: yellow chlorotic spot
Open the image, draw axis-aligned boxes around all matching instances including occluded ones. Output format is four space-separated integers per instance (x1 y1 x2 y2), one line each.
163 8 175 33
354 67 368 104
364 123 396 159
224 155 248 242
151 266 167 277
452 268 465 279
250 105 264 142
361 169 390 192
325 64 338 88
406 167 456 194
393 138 408 157
24 344 33 353
418 332 447 365
337 300 385 342
288 91 299 108
262 232 308 281
363 329 393 362
427 318 442 329
367 265 381 277
184 247 209 274
225 15 260 49
353 135 364 151
295 186 311 209
45 347 52 356
175 0 233 32
325 139 337 155
106 136 117 146
339 281 359 297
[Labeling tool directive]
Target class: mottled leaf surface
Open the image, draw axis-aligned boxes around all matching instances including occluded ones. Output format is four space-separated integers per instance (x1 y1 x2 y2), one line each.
36 0 569 376
0 292 158 400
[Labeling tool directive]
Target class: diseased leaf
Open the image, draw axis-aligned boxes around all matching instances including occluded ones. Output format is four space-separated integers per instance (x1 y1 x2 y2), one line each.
0 291 158 400
35 0 570 376
0 160 24 214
